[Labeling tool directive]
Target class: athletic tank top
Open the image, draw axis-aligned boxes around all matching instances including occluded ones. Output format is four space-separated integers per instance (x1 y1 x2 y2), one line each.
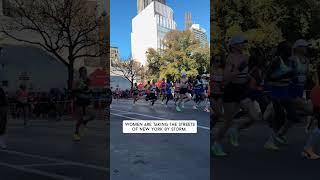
232 61 249 84
133 87 139 93
181 78 188 88
166 83 172 94
161 82 166 90
174 83 180 91
268 57 292 86
150 85 157 94
290 56 308 85
194 79 203 90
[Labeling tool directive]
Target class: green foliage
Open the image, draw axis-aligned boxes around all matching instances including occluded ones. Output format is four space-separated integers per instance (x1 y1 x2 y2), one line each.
146 30 209 80
212 0 320 56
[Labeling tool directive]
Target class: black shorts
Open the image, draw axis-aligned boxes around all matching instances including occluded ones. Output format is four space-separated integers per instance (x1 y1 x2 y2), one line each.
149 93 157 100
166 93 173 99
223 83 248 103
76 97 91 107
180 88 188 94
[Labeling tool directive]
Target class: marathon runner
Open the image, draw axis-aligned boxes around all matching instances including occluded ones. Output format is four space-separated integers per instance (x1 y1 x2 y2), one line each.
174 79 181 105
16 84 29 126
211 54 224 128
212 35 257 156
72 67 95 141
145 81 151 102
132 83 139 104
176 72 192 112
164 78 173 108
115 88 120 102
149 80 158 107
263 41 295 150
160 78 166 105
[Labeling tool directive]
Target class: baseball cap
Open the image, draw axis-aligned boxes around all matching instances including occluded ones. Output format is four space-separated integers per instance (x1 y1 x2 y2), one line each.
229 35 248 46
293 39 310 49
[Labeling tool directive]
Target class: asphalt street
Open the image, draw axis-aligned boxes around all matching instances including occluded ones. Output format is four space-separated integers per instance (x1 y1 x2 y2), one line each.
0 113 108 180
212 120 320 180
110 99 210 180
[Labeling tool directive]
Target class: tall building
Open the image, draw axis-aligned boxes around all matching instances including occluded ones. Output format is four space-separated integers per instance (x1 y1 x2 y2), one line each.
185 12 192 29
190 24 208 47
131 1 176 65
110 47 120 65
137 0 166 14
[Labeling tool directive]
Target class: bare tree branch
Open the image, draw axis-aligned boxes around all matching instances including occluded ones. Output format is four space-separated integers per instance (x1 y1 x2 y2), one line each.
0 0 106 89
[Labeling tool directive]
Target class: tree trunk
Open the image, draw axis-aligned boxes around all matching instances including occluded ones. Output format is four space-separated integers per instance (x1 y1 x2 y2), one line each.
131 77 134 90
67 62 74 90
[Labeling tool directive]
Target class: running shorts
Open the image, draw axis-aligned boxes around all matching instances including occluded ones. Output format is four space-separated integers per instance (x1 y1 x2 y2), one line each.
265 85 290 100
289 84 304 98
149 93 157 100
223 83 248 103
180 88 188 94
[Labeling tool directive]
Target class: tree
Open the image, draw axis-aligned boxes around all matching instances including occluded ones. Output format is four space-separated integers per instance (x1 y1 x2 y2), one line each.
1 0 106 89
212 0 320 56
146 48 163 79
111 59 143 89
146 30 209 80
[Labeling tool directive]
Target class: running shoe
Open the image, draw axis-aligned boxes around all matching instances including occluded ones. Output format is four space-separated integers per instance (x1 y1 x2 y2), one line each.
275 135 288 145
229 128 239 147
176 106 181 112
204 108 210 112
182 102 185 109
73 134 81 141
192 105 198 110
302 150 320 160
211 143 227 156
161 102 164 105
264 141 280 151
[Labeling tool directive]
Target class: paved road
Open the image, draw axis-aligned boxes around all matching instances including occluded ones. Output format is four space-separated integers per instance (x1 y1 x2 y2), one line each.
212 121 320 180
110 99 210 180
0 115 108 180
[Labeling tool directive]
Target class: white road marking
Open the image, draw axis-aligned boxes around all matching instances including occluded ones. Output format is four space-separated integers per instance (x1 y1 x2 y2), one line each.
0 162 78 180
111 113 136 120
0 149 108 172
111 109 210 131
21 163 69 168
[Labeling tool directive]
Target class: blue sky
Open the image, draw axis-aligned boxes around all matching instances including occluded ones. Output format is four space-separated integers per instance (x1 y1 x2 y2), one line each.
110 0 210 59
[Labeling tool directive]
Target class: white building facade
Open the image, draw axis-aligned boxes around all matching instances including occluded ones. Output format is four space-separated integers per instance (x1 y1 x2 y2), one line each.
131 1 176 65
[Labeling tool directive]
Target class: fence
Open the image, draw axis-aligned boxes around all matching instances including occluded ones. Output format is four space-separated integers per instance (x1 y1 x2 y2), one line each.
8 98 110 121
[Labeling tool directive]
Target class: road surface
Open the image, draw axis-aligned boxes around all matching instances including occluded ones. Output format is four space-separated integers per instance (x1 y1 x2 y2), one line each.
110 99 210 180
0 114 108 180
212 121 320 180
